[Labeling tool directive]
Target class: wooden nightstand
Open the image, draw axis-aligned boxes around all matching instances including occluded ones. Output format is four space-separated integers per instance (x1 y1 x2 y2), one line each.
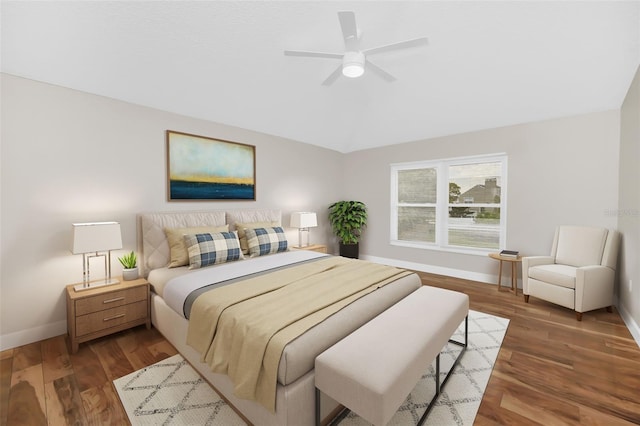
292 244 327 254
66 277 150 354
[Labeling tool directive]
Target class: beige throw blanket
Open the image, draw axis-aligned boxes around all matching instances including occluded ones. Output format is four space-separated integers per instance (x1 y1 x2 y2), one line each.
186 256 411 412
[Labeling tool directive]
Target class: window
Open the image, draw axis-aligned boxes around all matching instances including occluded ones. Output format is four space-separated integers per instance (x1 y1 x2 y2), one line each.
391 154 507 253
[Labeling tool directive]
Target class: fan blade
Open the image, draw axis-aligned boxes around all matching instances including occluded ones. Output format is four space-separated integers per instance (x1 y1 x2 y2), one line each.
284 50 343 59
322 65 343 86
363 37 428 56
338 11 359 51
366 60 396 82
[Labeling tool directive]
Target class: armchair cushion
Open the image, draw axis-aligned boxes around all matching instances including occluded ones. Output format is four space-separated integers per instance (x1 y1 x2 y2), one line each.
554 226 608 267
529 264 576 289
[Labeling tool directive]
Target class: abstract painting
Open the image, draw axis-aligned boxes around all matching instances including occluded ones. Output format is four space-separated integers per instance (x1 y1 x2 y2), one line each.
167 130 256 201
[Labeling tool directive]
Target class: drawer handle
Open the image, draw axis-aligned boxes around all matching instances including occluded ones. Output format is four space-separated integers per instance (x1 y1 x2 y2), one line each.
103 297 125 304
103 314 125 322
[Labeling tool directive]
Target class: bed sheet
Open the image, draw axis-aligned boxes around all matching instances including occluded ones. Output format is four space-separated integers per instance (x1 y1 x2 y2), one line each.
148 250 327 317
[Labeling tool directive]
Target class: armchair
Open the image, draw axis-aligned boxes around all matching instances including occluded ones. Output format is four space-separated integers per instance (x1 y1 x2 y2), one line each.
522 226 620 321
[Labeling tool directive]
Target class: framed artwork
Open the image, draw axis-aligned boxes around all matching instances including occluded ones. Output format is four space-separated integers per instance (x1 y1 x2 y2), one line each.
166 130 256 201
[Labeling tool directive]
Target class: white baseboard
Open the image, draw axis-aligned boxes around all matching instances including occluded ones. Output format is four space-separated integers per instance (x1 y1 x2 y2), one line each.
617 303 640 348
361 255 498 286
0 320 67 351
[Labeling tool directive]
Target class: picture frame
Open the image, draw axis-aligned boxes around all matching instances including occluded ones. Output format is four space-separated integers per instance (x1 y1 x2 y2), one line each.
166 130 256 201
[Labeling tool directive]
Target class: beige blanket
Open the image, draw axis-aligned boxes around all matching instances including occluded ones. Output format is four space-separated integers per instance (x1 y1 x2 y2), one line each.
186 256 411 412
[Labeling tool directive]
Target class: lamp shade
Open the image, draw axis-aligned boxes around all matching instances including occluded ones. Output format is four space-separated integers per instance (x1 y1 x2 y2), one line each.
72 222 123 254
290 212 317 228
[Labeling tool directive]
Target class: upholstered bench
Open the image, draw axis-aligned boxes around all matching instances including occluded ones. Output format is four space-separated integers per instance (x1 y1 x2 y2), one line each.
315 286 469 426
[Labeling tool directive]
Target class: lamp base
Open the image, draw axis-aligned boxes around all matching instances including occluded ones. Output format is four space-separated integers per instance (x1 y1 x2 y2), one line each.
74 278 120 292
297 228 312 248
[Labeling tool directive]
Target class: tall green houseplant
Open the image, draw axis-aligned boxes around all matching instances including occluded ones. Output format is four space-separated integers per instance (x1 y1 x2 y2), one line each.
328 201 367 258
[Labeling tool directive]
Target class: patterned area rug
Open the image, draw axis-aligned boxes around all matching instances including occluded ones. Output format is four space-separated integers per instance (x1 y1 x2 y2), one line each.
114 310 508 425
114 354 246 425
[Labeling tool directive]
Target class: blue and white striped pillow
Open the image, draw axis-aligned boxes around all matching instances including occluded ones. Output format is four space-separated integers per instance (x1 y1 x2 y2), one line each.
184 232 243 269
244 227 288 257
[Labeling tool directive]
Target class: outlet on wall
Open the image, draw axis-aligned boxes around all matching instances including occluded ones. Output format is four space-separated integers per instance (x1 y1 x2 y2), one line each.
629 280 633 293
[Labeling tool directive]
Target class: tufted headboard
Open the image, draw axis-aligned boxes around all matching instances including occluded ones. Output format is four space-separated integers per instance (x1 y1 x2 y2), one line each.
137 209 281 276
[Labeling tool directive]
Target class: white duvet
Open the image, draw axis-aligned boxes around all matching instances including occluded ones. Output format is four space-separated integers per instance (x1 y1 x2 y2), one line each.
148 250 328 318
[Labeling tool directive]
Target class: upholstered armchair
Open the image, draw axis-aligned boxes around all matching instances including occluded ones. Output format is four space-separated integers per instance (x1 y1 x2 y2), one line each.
522 226 620 321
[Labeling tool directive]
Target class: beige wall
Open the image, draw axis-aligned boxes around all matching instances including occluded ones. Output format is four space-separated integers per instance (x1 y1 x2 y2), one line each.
2 72 637 349
342 111 621 283
0 74 343 348
619 65 640 338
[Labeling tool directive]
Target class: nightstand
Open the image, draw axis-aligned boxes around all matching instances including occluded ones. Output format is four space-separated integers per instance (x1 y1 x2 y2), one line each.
66 277 150 354
292 244 327 254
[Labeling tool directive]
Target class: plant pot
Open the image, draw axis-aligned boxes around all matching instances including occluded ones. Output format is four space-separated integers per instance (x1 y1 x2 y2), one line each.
339 242 359 259
122 267 139 281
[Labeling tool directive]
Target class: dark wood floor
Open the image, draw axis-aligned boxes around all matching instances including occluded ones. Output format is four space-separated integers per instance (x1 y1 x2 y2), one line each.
2 274 639 425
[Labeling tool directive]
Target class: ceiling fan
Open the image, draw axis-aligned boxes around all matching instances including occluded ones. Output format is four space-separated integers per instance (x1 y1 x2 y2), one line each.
284 11 428 85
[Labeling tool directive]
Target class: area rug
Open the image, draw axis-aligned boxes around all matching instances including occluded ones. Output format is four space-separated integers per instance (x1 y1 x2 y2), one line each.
114 354 246 425
114 310 508 425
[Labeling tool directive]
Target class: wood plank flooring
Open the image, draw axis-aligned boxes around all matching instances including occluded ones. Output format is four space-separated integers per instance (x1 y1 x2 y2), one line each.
1 274 639 425
419 272 640 426
1 325 177 426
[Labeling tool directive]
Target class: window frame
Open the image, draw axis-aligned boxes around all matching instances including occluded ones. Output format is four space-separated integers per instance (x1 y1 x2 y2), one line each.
390 153 508 255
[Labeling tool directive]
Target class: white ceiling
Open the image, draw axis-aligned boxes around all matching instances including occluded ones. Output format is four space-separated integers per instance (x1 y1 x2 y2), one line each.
2 1 639 153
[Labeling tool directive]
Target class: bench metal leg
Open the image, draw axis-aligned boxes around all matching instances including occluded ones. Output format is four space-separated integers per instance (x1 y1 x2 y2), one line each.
315 388 321 426
418 315 468 426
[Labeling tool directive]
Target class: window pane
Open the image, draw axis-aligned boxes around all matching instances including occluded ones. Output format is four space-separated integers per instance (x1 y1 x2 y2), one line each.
398 168 437 203
398 206 436 243
449 162 501 205
448 208 500 249
392 155 505 252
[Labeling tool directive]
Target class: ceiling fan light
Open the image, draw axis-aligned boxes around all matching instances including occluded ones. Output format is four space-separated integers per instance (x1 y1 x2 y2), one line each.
343 64 364 78
342 51 365 78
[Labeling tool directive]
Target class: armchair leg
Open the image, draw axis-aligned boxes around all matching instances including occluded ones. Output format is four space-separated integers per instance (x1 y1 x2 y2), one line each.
576 312 583 321
524 295 529 303
606 306 613 313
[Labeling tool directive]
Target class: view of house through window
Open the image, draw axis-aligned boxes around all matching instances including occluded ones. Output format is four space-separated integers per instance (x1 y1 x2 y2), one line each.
391 154 507 252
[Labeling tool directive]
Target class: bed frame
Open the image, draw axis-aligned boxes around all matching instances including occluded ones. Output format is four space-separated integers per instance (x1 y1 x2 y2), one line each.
137 208 421 425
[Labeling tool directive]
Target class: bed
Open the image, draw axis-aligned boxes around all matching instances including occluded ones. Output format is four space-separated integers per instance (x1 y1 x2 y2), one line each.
137 209 421 425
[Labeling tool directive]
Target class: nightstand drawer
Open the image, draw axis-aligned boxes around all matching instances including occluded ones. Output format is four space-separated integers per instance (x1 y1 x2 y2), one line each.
75 286 147 316
76 300 148 337
66 277 150 353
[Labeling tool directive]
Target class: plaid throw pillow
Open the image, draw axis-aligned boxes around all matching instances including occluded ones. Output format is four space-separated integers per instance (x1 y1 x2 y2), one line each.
245 227 288 257
184 232 243 269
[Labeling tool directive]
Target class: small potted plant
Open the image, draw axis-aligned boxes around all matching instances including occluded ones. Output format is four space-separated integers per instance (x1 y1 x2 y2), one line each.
118 251 138 281
328 201 367 259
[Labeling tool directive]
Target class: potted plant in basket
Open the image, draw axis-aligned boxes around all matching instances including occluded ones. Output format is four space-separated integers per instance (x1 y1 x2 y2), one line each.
328 201 367 259
118 251 138 281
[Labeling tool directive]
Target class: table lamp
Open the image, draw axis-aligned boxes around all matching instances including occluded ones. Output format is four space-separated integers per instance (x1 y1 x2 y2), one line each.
72 222 122 291
290 212 317 248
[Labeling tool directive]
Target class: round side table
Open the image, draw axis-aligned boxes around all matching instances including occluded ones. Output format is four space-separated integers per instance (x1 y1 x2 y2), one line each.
488 252 522 295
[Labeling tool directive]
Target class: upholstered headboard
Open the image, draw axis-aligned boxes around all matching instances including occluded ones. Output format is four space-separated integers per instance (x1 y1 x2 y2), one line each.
137 209 281 276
